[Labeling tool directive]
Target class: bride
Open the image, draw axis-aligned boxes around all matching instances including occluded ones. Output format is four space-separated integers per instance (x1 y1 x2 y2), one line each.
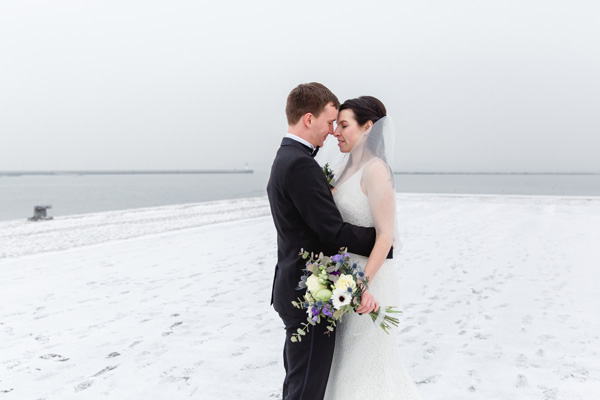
321 96 422 399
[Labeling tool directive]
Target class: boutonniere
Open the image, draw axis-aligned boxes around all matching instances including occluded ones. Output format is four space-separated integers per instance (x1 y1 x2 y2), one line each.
323 163 335 186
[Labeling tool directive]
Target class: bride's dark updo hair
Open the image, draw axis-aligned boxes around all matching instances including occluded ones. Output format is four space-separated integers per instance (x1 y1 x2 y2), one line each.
338 96 387 126
338 95 389 168
335 96 393 187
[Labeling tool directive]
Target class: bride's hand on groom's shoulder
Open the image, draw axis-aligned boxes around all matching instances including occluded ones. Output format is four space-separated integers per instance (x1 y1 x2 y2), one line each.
356 290 379 315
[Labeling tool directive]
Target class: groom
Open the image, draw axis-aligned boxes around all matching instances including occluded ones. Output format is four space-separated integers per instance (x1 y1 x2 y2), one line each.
267 82 389 400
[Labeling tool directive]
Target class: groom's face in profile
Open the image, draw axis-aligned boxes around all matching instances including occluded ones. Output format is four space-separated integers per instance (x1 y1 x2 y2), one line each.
309 102 338 148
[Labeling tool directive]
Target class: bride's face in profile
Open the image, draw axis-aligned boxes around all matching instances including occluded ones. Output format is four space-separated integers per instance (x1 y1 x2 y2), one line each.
333 109 370 153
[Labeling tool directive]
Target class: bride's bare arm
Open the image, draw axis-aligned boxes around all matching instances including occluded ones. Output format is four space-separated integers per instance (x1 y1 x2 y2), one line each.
355 158 396 315
361 159 396 283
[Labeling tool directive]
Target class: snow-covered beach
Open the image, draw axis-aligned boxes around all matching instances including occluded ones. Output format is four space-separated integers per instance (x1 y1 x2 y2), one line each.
1 194 599 399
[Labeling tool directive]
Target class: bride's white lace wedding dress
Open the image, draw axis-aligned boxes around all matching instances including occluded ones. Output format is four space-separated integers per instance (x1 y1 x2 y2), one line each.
324 164 422 400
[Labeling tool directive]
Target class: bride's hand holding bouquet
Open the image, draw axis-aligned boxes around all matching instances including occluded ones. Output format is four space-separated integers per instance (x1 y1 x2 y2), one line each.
290 248 401 343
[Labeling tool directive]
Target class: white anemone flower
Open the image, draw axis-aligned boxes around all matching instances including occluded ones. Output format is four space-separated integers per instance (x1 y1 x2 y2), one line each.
332 287 352 310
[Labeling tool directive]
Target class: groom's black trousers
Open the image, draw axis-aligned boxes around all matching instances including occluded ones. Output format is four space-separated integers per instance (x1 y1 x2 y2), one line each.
279 312 336 400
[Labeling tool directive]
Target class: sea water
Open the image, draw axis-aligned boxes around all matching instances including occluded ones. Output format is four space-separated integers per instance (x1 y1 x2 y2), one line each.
1 172 599 222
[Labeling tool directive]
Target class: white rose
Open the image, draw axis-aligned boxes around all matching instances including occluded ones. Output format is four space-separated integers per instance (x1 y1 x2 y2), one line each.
335 274 357 292
306 274 326 294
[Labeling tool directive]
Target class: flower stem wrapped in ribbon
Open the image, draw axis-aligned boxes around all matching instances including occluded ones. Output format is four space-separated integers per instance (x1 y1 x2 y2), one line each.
290 248 402 342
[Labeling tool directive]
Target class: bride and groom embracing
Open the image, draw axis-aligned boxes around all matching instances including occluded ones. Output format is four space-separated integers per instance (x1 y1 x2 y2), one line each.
267 82 422 400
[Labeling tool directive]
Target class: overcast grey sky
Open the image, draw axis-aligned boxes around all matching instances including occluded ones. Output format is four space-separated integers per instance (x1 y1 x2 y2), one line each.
1 0 599 173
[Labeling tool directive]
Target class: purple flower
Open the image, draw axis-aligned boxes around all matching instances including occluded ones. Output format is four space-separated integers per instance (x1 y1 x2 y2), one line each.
311 307 320 322
331 254 343 263
331 270 341 276
322 304 334 317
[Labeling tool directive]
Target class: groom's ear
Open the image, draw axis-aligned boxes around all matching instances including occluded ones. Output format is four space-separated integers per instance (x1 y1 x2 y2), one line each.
303 113 313 128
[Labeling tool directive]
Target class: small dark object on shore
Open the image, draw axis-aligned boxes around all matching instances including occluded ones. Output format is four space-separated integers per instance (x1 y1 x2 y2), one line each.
28 205 53 221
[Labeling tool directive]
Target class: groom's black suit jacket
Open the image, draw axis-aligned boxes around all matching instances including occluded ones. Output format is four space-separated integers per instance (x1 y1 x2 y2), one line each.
267 137 388 318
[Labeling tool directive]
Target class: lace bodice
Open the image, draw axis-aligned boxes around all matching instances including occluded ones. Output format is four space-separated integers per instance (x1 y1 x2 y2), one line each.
333 164 373 228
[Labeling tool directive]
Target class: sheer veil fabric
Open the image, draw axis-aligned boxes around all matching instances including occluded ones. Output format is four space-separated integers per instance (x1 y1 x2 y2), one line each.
316 116 401 251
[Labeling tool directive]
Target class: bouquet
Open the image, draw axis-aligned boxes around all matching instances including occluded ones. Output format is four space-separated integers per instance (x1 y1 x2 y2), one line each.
290 248 402 342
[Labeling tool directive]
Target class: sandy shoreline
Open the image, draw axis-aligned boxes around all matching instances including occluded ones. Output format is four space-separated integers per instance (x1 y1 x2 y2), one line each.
1 194 599 399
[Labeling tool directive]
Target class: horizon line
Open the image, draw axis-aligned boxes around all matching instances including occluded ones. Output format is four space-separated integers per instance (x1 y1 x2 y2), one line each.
0 169 254 176
393 172 600 175
1 170 599 176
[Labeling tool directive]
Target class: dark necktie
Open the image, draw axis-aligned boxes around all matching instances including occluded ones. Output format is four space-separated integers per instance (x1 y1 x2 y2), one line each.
311 146 320 158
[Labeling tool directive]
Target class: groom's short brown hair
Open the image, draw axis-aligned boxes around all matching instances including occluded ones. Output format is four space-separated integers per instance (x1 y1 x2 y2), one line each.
286 82 340 126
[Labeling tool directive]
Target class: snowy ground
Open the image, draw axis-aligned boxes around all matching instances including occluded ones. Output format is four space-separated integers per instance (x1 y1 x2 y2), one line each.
1 194 599 399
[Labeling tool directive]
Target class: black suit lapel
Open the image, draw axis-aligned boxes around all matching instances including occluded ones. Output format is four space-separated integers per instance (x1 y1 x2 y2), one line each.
281 137 314 157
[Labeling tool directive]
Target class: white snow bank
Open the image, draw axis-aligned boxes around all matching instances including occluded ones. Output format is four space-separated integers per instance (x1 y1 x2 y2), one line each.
0 197 270 259
1 194 599 399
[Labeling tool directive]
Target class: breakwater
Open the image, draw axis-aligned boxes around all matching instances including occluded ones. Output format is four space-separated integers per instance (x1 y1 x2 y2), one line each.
0 169 253 176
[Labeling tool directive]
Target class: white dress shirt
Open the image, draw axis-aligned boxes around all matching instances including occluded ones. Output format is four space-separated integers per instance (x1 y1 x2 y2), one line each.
285 133 315 151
